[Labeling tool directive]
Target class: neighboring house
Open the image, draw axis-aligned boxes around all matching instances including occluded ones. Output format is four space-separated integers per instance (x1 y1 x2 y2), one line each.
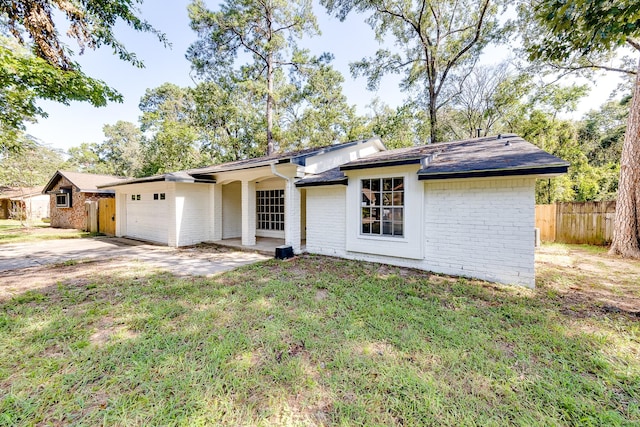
0 186 49 220
43 171 126 229
100 135 568 287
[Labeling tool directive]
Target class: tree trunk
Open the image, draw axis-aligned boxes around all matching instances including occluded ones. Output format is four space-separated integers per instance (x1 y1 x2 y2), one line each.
266 56 274 156
429 89 438 144
609 58 640 258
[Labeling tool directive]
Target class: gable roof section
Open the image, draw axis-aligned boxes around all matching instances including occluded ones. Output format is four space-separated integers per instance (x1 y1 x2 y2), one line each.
294 167 348 187
99 138 384 187
99 171 217 188
0 186 45 199
43 171 126 194
297 134 569 187
187 138 381 176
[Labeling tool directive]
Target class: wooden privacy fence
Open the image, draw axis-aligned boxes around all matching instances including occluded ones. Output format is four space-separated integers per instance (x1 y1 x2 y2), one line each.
84 199 116 235
535 201 616 245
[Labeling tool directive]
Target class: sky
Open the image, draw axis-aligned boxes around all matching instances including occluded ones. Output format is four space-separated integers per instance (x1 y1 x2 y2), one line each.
24 0 623 153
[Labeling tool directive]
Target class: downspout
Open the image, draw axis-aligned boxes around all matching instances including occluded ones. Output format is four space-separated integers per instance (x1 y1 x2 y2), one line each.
270 162 290 181
270 162 300 253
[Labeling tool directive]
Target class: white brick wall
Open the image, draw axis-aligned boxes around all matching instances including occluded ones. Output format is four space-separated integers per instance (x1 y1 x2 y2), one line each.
222 182 242 239
305 186 347 257
175 183 211 247
422 177 536 287
305 176 537 287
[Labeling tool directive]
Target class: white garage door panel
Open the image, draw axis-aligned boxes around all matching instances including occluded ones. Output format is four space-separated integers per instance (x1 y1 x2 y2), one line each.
126 193 168 244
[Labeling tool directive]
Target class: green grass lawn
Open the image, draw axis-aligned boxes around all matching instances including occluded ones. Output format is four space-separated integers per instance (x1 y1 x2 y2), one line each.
1 252 639 426
0 219 90 244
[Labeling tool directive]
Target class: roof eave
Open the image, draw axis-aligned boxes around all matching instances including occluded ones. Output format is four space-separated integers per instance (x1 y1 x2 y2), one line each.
295 178 348 188
418 164 569 180
340 158 422 171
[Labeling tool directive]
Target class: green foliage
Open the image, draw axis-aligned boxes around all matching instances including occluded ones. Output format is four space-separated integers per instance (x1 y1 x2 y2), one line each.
1 254 638 424
99 121 144 177
139 83 203 175
66 121 143 177
523 0 640 64
578 97 630 167
441 63 533 140
363 99 429 148
514 109 620 203
188 0 321 153
66 143 112 175
323 0 509 142
279 53 365 150
0 136 65 188
0 38 120 151
0 0 166 151
190 77 266 163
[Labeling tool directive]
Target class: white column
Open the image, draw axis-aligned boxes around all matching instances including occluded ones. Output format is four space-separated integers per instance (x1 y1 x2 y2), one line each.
167 182 178 247
241 180 256 246
285 179 302 253
115 193 127 237
210 184 222 241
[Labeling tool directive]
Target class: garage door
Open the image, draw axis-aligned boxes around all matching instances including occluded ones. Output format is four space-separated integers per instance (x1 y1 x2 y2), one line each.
125 192 169 244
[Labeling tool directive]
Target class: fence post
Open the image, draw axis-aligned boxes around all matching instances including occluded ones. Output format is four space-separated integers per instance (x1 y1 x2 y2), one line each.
85 201 98 233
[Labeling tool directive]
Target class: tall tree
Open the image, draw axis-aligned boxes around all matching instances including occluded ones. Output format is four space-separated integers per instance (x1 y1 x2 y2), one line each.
364 98 429 148
100 121 143 177
191 74 269 163
187 0 319 155
322 0 507 143
444 63 532 139
280 53 364 150
67 142 111 174
0 135 64 224
521 0 640 257
139 83 202 175
0 0 165 151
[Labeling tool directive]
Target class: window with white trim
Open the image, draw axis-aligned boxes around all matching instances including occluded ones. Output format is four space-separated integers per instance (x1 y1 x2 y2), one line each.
361 177 404 237
55 193 70 208
256 189 284 231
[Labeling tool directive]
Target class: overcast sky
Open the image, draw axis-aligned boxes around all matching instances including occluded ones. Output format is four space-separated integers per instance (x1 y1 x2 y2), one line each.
24 0 621 153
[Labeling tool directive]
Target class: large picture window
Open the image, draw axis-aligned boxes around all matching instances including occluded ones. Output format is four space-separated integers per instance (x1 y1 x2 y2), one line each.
361 177 404 237
257 189 284 231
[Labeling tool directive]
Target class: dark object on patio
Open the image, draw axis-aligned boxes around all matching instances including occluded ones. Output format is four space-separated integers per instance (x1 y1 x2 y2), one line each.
275 245 294 259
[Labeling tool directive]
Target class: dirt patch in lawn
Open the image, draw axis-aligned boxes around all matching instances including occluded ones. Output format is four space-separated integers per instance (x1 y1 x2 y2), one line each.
0 258 153 301
536 244 640 316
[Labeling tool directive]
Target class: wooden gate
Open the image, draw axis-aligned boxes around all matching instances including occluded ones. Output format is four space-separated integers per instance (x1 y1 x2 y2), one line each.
98 198 116 235
535 204 557 242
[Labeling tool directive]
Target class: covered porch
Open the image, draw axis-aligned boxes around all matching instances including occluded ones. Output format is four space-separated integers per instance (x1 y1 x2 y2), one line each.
204 161 306 254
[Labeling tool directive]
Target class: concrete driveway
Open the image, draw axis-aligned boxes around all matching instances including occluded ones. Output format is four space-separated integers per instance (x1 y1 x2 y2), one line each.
0 237 270 276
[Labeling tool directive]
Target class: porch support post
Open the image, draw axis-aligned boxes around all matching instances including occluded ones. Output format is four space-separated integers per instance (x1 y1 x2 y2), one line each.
284 179 302 253
210 184 222 241
115 193 127 237
241 180 256 246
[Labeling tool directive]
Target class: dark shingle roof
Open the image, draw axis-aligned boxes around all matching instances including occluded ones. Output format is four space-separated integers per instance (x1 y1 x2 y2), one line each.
342 134 569 179
298 134 568 186
43 171 126 194
295 167 347 187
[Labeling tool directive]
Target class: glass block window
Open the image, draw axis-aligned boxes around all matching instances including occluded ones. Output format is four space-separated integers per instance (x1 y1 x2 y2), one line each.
361 177 404 237
257 189 285 231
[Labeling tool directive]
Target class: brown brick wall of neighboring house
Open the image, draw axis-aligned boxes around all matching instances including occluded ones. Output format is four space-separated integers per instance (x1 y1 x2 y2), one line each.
49 176 114 229
0 199 9 219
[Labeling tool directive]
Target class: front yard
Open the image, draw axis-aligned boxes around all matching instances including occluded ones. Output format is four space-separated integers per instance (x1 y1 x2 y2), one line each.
0 219 89 244
0 243 638 425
